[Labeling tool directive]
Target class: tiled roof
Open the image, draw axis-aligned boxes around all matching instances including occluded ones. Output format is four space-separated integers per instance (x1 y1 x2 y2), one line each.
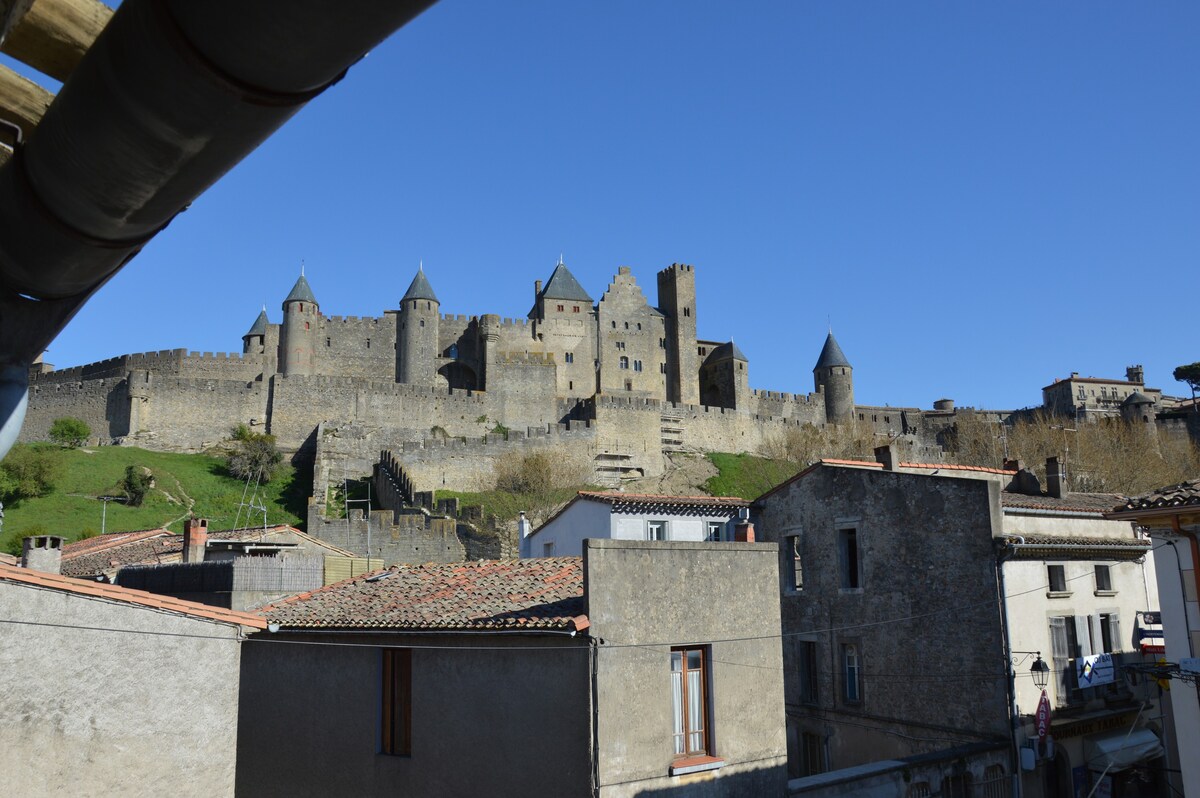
244 308 269 338
60 525 350 578
704 341 748 362
262 558 586 631
1114 480 1200 513
0 563 267 629
996 534 1149 549
1002 492 1125 514
902 462 1017 476
576 491 749 508
0 552 17 566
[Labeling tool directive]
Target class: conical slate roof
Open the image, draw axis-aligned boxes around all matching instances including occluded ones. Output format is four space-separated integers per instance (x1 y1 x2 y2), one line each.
813 332 851 371
540 262 593 303
401 266 439 304
284 274 317 306
1123 391 1154 406
243 308 269 338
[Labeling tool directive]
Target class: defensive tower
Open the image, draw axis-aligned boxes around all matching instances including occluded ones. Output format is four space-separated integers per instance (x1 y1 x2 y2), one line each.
657 263 700 405
814 331 854 424
280 273 319 376
397 264 440 386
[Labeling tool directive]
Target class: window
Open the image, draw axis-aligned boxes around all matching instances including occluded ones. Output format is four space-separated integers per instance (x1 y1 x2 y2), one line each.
305 321 310 330
615 341 626 351
907 783 931 798
572 305 580 313
1094 565 1113 593
1097 613 1121 654
981 765 1007 798
543 541 556 557
624 322 629 329
660 363 667 374
326 337 331 347
941 773 973 798
838 528 861 590
366 338 371 349
787 536 803 591
683 307 690 317
619 356 629 370
564 352 574 364
799 731 825 776
842 643 861 703
625 380 632 391
1047 564 1068 594
798 640 818 704
671 647 709 758
659 338 667 348
634 360 643 372
557 304 564 312
706 521 724 542
647 520 668 541
381 648 411 756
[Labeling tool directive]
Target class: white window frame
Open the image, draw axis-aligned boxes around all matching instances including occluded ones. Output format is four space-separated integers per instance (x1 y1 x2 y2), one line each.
647 520 668 541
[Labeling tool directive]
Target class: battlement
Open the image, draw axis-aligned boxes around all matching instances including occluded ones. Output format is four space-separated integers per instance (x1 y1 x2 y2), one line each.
496 317 532 330
390 419 593 458
750 389 816 405
657 262 694 276
439 313 478 323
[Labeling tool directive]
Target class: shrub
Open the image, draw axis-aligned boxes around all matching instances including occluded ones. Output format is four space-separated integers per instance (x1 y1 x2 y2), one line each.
121 465 154 507
49 417 91 448
228 428 283 484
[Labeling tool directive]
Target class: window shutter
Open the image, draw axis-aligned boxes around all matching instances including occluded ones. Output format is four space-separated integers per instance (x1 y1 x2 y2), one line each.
1109 615 1122 653
1074 616 1093 658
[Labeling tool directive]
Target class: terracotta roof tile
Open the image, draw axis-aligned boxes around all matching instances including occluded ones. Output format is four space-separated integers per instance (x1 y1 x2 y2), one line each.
0 563 267 629
576 491 749 507
901 462 1018 475
1116 480 1200 513
59 525 350 578
262 558 586 631
1002 492 1125 514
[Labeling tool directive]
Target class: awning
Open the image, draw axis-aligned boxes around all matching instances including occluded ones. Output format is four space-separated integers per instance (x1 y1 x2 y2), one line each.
1084 728 1164 772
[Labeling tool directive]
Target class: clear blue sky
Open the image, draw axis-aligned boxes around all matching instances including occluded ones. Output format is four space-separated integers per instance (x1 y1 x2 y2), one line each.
11 2 1199 410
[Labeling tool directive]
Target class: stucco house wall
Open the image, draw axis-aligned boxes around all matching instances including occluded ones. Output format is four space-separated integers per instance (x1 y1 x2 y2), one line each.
236 632 593 798
584 539 789 797
0 577 249 798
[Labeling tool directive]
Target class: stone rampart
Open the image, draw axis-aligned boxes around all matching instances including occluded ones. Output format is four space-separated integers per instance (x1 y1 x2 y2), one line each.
178 351 265 381
20 376 129 443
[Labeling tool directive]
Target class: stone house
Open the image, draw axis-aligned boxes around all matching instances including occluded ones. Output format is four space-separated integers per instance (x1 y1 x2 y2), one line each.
237 539 788 797
1041 366 1163 421
519 490 751 558
752 449 1166 798
0 561 266 798
1108 480 1200 798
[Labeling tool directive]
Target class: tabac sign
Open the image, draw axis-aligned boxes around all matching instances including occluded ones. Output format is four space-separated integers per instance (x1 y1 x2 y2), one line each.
1076 653 1115 687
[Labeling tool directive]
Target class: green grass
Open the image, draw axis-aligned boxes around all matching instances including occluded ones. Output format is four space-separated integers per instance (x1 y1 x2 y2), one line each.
0 445 308 552
704 452 800 500
434 486 585 525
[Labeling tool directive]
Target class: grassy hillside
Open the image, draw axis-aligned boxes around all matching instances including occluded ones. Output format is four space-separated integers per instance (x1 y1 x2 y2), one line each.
704 452 800 500
0 445 307 554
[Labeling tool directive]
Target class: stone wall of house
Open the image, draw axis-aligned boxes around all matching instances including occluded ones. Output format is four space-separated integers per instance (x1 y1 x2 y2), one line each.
0 579 245 797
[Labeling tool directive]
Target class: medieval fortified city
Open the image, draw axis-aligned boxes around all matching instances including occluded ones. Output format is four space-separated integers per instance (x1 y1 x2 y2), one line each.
1 3 1198 798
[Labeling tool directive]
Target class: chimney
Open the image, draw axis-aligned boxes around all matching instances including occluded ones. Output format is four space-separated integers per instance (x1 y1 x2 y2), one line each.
1003 459 1023 472
21 535 64 574
183 518 208 563
734 519 755 542
874 444 899 471
1045 457 1065 499
517 511 532 559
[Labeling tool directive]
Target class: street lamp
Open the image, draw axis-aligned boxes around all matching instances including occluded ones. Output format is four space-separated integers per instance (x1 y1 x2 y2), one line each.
1030 655 1050 690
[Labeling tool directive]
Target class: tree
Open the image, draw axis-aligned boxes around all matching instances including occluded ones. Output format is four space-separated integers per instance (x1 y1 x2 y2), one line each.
48 416 90 448
228 426 283 483
1174 362 1200 412
0 444 63 503
121 465 154 507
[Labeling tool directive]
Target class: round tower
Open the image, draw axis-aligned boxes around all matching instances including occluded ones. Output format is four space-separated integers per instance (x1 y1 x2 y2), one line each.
1121 391 1159 448
280 273 319 376
397 264 440 386
242 306 270 355
814 331 854 424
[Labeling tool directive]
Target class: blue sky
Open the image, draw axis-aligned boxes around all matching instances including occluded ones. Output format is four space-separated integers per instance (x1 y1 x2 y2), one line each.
10 2 1198 410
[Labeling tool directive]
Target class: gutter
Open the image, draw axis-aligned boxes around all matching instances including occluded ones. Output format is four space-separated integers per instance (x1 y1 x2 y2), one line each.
1002 507 1107 519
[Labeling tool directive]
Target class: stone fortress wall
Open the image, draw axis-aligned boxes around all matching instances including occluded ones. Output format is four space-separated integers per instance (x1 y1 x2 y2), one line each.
19 258 1189 565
